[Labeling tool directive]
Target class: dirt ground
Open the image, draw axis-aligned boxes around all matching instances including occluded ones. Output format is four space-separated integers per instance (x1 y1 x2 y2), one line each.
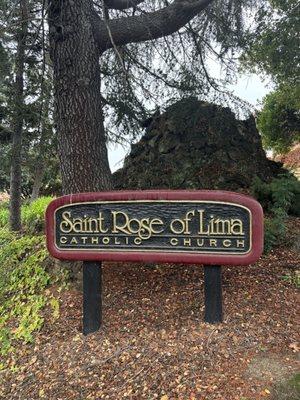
1 223 299 399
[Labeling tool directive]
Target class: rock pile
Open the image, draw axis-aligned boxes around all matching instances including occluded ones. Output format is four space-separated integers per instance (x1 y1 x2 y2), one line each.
113 98 284 190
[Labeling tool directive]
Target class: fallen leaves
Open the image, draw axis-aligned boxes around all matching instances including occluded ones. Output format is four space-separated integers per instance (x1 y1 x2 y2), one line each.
289 342 299 353
1 218 300 399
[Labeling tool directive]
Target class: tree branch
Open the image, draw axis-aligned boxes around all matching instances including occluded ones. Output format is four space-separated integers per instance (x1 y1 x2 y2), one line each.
103 0 145 10
96 0 214 52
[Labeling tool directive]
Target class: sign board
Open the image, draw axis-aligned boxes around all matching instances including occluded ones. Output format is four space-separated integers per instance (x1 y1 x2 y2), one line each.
46 190 263 265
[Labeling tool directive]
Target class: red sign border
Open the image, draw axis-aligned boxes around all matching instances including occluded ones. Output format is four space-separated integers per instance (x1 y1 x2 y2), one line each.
45 190 264 265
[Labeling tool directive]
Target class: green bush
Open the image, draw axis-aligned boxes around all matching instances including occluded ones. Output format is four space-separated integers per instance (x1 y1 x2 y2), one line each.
263 211 287 254
22 196 53 233
251 174 300 252
0 228 67 363
0 200 9 228
256 86 300 154
0 197 68 367
252 174 300 216
0 196 53 232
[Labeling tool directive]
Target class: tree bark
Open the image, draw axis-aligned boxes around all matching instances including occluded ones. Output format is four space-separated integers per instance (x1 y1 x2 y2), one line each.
49 0 112 194
96 0 214 51
9 0 28 231
30 166 45 202
30 65 53 202
104 0 144 10
48 0 213 196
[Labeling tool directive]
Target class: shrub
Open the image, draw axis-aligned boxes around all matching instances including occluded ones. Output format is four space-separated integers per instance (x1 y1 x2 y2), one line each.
0 228 67 362
0 197 68 366
0 200 9 228
252 174 300 216
22 196 53 233
251 174 300 252
0 196 53 232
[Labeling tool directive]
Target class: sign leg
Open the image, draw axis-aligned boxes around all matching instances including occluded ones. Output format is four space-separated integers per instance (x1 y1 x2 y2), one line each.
204 265 223 323
83 261 102 335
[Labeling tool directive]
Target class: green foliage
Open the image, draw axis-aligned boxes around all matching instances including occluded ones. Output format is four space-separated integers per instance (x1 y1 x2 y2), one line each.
0 231 45 355
257 85 300 153
251 174 300 252
0 196 53 232
96 1 270 140
242 1 300 154
263 214 286 254
242 0 299 86
0 199 9 228
0 196 67 359
281 272 300 289
21 196 53 233
0 0 59 196
252 174 300 215
0 228 68 357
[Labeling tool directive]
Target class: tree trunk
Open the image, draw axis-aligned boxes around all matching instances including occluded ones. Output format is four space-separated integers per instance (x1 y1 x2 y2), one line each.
30 166 45 202
30 69 52 203
48 0 112 194
9 0 28 231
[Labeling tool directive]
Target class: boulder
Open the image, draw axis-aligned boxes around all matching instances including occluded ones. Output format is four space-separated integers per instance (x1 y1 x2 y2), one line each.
113 98 284 191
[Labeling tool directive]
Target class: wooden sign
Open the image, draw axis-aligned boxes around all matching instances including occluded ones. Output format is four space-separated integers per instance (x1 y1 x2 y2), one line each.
46 190 263 265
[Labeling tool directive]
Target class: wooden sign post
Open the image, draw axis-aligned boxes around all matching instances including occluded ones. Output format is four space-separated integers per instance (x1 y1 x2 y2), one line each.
46 190 263 333
204 265 222 323
82 261 102 335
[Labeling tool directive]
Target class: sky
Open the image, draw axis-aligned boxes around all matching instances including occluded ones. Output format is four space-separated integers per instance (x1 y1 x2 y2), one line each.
108 72 272 173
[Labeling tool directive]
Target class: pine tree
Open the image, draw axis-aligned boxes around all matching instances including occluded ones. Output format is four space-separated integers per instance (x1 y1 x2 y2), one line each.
47 0 262 194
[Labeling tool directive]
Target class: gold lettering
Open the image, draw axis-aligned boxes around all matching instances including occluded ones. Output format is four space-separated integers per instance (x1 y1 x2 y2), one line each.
183 210 195 234
86 217 98 232
213 219 231 234
170 238 178 246
91 237 99 244
132 218 153 239
72 218 84 233
60 211 109 234
60 236 67 244
170 218 185 234
70 237 78 244
209 239 217 247
128 218 141 234
236 240 245 248
82 215 88 232
150 218 164 234
97 212 108 233
183 238 191 246
112 212 163 239
231 219 244 235
223 239 231 247
112 211 130 234
60 211 73 233
134 237 142 245
137 218 151 239
102 237 110 245
198 210 209 234
197 210 246 236
196 239 204 247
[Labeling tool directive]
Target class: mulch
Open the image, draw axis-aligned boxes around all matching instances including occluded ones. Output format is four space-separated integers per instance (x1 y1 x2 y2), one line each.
1 222 299 400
